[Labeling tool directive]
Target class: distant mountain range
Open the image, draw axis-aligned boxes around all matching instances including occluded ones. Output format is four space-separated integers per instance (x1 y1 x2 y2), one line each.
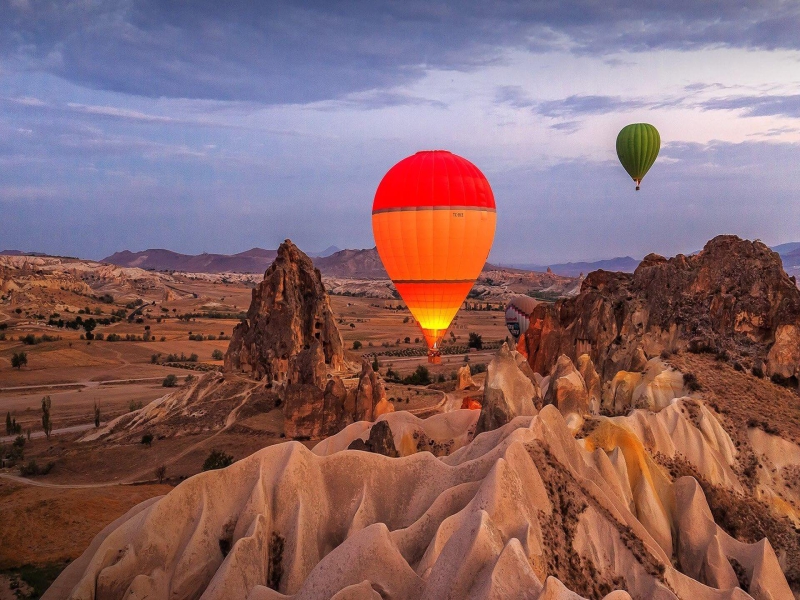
100 246 341 274
7 241 800 279
507 256 641 278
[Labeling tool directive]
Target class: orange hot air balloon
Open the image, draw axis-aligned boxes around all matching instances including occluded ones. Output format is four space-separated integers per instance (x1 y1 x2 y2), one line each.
372 150 497 363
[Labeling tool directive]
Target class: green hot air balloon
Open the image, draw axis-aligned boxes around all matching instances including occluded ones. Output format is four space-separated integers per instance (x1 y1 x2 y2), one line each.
616 123 660 190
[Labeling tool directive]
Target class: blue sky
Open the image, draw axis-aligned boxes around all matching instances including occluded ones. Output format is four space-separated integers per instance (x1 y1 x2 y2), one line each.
2 1 800 263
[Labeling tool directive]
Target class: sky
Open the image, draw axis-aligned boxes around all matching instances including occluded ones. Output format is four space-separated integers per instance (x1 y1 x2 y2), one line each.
2 1 800 264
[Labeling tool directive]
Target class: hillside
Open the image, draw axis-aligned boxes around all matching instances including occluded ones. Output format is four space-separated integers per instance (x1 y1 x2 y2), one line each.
511 256 641 277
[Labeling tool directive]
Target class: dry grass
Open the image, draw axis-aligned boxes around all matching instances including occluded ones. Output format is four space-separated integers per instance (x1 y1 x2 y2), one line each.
668 352 800 446
0 479 170 569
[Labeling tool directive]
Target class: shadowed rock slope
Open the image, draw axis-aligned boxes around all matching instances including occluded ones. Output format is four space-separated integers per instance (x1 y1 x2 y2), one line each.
521 235 800 381
225 239 344 384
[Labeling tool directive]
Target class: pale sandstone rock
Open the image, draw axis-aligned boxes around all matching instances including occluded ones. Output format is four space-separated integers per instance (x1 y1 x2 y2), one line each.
50 404 794 600
544 354 590 422
476 343 539 434
456 364 477 391
576 354 601 415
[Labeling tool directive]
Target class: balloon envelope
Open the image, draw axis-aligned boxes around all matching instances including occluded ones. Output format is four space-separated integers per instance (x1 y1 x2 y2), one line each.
372 151 497 360
505 295 537 339
616 123 660 190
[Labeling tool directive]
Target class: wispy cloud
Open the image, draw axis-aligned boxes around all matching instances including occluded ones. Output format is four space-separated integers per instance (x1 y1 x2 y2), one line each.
66 103 178 123
535 94 650 118
698 94 800 118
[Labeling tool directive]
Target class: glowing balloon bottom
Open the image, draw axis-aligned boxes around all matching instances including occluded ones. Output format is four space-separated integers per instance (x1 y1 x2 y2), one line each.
394 280 474 363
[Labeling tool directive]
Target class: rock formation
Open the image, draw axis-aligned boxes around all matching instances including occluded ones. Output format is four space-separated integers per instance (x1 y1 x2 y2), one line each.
601 358 687 414
46 403 794 600
476 343 540 434
576 354 601 414
456 364 477 390
225 239 344 384
521 235 800 381
354 359 393 422
544 354 590 417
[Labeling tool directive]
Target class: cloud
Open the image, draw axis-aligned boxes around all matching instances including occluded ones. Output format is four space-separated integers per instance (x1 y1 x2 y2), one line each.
3 96 48 106
535 94 650 118
3 1 799 104
66 103 178 123
549 120 582 133
313 90 448 111
698 94 800 119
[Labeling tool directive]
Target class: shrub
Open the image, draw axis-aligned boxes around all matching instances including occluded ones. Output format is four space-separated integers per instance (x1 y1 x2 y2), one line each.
683 372 701 392
162 374 179 387
188 353 198 362
471 363 487 374
155 464 167 483
11 351 27 369
151 353 161 364
468 332 483 350
128 400 143 412
202 449 234 471
405 365 431 386
19 460 54 477
352 340 362 350
212 349 224 360
752 364 764 378
141 433 153 446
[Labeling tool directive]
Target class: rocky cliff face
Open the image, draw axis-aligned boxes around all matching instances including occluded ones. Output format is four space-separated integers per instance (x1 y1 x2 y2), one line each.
225 239 344 384
522 235 800 381
224 240 391 440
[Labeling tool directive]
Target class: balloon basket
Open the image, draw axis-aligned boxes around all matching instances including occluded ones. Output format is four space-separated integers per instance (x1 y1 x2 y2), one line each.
428 349 442 364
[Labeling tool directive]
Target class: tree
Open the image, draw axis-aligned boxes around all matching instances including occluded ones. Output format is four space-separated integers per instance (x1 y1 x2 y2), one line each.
162 374 178 387
11 351 27 369
468 332 483 350
155 464 167 484
141 433 153 446
352 340 362 350
211 349 224 360
202 449 234 471
371 357 380 373
41 396 52 440
94 402 101 428
5 411 11 436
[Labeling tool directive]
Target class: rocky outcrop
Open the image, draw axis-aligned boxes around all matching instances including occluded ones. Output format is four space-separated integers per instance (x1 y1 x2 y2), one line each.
602 358 687 414
224 239 344 384
354 359 394 422
544 355 589 428
521 236 800 381
456 364 477 390
346 420 399 457
476 344 539 434
283 360 393 439
49 404 793 600
576 354 601 414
